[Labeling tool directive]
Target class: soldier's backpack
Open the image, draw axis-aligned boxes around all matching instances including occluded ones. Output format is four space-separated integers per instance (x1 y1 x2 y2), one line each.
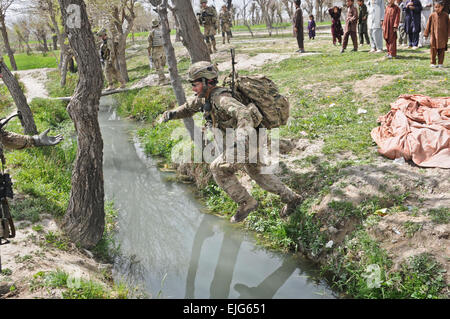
223 73 290 129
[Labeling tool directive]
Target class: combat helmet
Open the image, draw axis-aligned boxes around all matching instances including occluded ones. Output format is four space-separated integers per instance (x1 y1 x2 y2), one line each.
200 0 208 3
152 20 160 27
188 61 219 82
96 28 107 37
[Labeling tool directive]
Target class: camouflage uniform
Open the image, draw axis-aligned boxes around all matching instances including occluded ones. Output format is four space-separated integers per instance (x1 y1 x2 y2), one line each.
219 6 233 44
164 62 301 222
148 21 167 84
198 0 218 53
98 29 126 90
0 130 35 150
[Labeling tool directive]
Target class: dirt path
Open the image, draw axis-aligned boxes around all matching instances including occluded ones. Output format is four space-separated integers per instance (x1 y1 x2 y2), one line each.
13 68 55 103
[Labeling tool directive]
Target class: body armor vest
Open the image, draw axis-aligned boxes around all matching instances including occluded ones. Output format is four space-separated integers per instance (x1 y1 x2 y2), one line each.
151 29 164 47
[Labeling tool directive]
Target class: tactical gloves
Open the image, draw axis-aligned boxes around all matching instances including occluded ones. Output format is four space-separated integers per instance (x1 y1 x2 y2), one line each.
159 111 174 124
32 129 63 147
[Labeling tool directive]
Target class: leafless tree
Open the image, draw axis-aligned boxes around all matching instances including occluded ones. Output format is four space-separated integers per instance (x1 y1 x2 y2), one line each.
13 20 32 55
255 0 275 36
0 0 18 70
240 0 254 36
0 59 38 134
302 0 314 16
281 0 294 20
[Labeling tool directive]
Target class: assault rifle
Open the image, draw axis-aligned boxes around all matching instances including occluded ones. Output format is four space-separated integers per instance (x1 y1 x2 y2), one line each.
0 112 21 272
230 48 237 98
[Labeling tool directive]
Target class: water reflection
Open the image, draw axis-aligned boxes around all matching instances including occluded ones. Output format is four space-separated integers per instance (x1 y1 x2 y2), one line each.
99 98 336 299
233 258 297 298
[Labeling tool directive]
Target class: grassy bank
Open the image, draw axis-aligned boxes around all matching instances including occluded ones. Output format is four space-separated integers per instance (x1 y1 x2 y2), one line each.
113 30 449 299
0 78 125 297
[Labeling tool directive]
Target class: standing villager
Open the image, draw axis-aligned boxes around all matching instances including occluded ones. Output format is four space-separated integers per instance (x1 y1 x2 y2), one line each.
424 1 450 68
341 0 359 53
160 62 302 223
357 0 371 45
329 6 344 45
367 0 385 52
97 29 126 91
308 15 316 39
383 0 401 58
219 5 233 44
293 0 305 53
397 0 409 46
404 0 423 48
198 0 218 54
148 20 168 85
419 0 434 46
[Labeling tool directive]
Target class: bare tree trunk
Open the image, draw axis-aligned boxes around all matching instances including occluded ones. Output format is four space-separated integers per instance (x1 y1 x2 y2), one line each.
157 0 201 142
169 6 181 42
0 14 17 71
0 61 37 134
115 36 129 82
171 0 210 63
52 34 58 50
58 0 105 249
60 50 72 87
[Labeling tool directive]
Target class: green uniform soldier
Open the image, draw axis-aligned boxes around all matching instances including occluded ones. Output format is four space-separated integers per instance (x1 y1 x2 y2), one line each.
219 5 233 44
148 20 168 85
198 0 218 53
160 62 302 223
97 28 126 91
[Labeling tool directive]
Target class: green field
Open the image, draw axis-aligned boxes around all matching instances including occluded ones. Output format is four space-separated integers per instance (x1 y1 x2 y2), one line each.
3 52 59 70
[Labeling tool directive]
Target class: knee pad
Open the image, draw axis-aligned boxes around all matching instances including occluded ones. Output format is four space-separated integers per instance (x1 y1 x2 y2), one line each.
204 36 211 43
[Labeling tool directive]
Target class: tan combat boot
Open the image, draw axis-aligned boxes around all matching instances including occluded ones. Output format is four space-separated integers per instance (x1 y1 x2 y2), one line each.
230 197 258 223
279 194 302 218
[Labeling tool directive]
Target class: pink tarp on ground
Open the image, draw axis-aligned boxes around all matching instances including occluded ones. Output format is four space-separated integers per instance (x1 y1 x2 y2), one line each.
371 94 450 169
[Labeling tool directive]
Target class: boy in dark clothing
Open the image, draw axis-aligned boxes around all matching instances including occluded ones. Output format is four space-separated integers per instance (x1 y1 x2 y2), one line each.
358 0 370 45
329 6 344 45
293 0 305 53
308 15 316 39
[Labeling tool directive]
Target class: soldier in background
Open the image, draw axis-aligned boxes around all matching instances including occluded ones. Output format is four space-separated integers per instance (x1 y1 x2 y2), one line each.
160 62 302 223
198 0 218 53
97 28 126 91
148 20 168 85
219 5 233 44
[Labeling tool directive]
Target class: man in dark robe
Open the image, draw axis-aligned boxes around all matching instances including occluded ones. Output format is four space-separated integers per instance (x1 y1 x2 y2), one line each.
404 0 423 48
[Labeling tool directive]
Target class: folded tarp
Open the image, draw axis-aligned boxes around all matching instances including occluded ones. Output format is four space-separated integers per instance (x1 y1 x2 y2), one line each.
371 94 450 168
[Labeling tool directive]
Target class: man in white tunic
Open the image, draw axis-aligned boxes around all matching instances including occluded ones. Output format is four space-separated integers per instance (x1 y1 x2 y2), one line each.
367 0 385 52
419 0 433 46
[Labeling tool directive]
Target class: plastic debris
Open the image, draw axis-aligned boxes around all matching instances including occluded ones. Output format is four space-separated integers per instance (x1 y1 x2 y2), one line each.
325 240 334 248
357 108 367 114
393 157 406 165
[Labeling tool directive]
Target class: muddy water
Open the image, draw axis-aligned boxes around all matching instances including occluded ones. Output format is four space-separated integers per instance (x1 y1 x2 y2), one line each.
99 96 336 299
